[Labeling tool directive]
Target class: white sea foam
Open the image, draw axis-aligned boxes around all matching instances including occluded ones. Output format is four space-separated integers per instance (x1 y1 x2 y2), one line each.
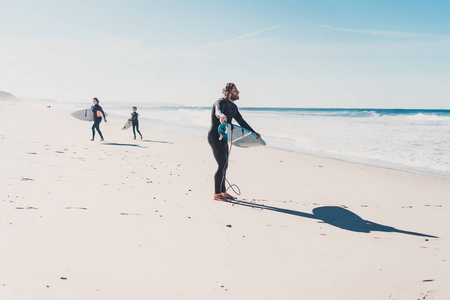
231 108 450 180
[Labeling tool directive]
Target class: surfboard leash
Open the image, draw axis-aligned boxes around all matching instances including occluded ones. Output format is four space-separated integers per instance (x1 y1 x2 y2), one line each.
222 128 241 196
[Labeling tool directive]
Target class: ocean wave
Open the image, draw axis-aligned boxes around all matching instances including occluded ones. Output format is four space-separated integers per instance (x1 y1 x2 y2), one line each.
402 113 450 122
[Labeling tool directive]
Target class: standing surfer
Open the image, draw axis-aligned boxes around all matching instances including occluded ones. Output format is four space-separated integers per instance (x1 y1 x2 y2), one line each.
91 97 107 141
207 83 261 201
129 106 143 140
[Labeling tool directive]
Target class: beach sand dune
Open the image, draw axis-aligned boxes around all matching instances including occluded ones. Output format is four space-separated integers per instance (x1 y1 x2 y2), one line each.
1 103 449 299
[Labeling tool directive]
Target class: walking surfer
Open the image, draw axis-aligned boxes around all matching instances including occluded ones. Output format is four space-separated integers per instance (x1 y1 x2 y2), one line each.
91 97 107 141
207 83 261 201
129 106 143 140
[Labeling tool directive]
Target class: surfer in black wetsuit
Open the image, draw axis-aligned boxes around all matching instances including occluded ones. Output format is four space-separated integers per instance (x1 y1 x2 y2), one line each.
129 106 143 140
207 83 261 201
91 97 107 141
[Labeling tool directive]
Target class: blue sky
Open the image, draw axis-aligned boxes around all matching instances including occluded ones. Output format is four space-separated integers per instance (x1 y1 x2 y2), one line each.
1 0 449 108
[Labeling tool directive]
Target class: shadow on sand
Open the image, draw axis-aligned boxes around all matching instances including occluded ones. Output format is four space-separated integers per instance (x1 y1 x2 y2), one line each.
141 139 173 144
228 199 437 238
102 142 148 148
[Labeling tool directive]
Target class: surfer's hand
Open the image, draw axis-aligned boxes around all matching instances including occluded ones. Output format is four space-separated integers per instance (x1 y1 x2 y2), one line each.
104 119 107 123
220 116 227 123
255 133 261 140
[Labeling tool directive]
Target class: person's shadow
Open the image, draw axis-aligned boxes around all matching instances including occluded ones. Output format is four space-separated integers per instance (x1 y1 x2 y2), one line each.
141 139 173 144
101 142 148 148
228 199 437 238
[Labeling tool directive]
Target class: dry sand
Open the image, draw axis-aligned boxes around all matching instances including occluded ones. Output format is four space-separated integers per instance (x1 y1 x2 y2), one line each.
1 101 449 299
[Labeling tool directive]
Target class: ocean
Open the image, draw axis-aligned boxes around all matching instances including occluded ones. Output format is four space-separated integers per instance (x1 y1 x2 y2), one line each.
70 102 450 181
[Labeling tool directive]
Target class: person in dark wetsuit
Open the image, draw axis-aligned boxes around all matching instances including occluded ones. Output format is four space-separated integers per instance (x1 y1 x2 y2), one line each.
91 97 107 141
129 106 143 140
207 83 261 202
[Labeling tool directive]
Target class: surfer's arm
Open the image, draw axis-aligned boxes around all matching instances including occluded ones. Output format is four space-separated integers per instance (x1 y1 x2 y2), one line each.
101 108 107 122
234 111 255 132
214 100 227 123
235 111 261 139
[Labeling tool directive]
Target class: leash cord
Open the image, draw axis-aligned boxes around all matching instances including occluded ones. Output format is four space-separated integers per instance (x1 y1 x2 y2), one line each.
220 126 241 196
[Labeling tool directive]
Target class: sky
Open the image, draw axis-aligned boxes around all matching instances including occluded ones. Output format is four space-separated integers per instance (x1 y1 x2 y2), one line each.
0 0 449 108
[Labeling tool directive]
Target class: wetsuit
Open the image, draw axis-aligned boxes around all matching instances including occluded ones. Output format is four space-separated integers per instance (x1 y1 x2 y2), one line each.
91 104 106 139
130 112 142 139
207 98 256 194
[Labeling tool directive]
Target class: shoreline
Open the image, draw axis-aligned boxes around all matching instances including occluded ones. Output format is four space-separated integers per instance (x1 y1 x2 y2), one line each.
106 102 450 182
263 145 450 182
14 99 450 181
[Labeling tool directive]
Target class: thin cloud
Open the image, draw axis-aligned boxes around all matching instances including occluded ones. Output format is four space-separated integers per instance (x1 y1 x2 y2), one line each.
321 25 450 39
229 26 279 41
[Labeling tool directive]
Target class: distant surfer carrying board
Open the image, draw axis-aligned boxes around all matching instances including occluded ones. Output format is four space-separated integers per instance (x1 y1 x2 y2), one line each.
207 83 261 201
129 106 143 140
91 98 107 141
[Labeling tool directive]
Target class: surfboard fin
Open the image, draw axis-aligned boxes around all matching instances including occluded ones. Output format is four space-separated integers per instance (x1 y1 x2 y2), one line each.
218 123 230 141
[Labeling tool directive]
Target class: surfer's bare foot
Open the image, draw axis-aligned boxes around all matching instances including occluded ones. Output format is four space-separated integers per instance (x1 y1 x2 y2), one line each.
221 192 236 200
101 138 104 141
214 194 229 202
91 139 94 141
134 137 136 140
140 135 143 139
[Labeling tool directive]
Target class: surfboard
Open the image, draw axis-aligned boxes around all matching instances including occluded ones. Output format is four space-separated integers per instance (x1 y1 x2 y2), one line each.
218 123 266 148
122 120 132 130
71 109 107 121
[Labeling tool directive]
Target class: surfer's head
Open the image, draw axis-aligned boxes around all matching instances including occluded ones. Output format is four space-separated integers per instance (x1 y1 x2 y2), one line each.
222 83 239 101
93 98 99 104
132 106 137 112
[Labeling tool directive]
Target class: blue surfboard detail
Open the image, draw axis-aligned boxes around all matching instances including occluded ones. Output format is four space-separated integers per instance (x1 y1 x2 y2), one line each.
218 123 265 148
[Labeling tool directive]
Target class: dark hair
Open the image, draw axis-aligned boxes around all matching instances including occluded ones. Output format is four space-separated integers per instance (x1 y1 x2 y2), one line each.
222 83 235 99
93 97 99 103
132 106 137 110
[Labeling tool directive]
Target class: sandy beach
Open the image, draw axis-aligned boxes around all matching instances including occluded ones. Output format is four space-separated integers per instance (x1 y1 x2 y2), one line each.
1 101 449 300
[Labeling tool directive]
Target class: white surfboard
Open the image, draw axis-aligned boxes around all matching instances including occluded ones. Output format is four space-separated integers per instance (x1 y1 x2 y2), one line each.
122 120 132 130
71 109 107 121
218 123 265 148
